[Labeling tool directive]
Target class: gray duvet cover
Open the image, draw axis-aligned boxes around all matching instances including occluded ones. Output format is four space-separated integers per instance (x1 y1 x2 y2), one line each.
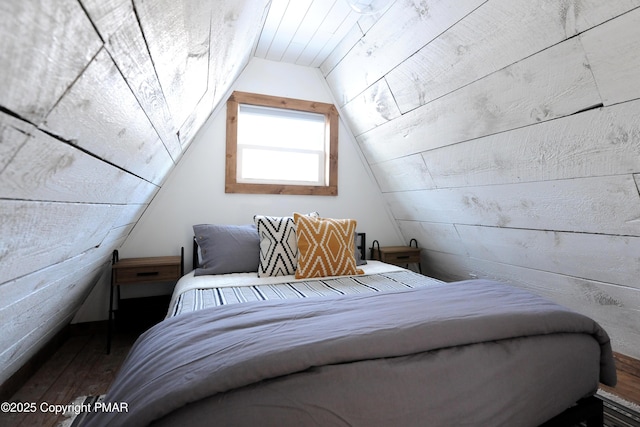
83 279 616 427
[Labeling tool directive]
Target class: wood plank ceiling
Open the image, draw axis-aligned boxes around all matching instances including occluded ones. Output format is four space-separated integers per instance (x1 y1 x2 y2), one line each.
254 0 364 67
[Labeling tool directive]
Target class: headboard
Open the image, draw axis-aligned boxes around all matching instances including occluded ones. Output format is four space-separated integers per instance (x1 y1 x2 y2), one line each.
193 232 367 271
192 236 199 271
356 232 366 264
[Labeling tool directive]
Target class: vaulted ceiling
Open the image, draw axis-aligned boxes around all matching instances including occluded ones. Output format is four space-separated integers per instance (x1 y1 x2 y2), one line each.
2 0 640 390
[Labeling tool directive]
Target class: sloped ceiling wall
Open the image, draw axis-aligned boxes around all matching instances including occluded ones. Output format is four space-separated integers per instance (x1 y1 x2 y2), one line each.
324 0 640 358
0 0 269 385
2 0 640 387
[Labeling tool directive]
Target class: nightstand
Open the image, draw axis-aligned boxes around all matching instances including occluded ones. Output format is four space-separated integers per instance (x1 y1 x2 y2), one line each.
371 239 422 274
107 249 183 353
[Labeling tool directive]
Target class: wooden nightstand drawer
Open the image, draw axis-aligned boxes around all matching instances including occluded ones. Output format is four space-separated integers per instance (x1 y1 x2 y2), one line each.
115 264 181 284
112 256 182 285
379 250 421 265
372 246 421 267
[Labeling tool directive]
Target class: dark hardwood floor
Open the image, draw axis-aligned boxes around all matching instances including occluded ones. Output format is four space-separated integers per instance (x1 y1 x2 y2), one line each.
2 331 137 427
1 295 169 427
601 352 640 407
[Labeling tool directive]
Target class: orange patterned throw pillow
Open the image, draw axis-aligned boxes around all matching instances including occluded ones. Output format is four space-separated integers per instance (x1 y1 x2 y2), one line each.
294 213 364 279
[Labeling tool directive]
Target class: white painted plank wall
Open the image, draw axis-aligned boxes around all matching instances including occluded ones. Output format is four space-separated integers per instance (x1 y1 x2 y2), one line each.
0 253 112 388
420 101 640 188
177 2 270 147
133 0 212 129
0 114 159 204
0 0 103 123
385 0 640 114
358 37 601 164
384 175 640 234
41 49 174 186
581 8 640 106
0 0 269 386
326 0 487 105
82 0 182 160
323 1 640 359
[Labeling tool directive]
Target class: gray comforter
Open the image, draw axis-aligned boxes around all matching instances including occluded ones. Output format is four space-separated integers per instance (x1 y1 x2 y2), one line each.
83 279 616 426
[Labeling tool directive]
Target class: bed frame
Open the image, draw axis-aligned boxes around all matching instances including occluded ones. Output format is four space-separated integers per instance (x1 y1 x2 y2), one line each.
542 395 603 426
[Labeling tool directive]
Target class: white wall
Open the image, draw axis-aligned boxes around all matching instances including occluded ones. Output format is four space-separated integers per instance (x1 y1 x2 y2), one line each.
73 58 403 322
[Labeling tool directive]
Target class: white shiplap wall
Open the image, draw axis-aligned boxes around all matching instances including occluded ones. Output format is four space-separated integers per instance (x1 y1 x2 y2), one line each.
322 0 640 358
0 0 269 387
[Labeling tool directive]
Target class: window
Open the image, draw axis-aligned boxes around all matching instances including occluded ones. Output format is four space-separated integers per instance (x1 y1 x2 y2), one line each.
225 91 338 195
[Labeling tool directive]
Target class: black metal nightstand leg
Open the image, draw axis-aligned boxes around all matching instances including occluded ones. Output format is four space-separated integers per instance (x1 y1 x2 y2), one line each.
107 250 119 354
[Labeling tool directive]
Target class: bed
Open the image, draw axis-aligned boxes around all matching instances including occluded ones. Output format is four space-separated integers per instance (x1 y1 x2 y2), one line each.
83 215 617 427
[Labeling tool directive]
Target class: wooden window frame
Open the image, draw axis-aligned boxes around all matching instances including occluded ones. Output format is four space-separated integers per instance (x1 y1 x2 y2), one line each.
225 91 338 196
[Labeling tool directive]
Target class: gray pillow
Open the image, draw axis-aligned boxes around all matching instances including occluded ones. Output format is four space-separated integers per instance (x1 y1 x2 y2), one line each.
193 224 260 276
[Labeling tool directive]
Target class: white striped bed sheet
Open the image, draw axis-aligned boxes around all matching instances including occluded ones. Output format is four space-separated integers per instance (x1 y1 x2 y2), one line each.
168 265 445 317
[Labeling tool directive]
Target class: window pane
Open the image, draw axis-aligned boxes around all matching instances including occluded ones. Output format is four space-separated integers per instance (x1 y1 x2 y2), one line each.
238 104 325 151
239 148 323 184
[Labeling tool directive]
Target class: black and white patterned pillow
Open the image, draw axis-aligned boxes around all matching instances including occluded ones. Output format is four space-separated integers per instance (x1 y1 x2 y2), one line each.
254 213 318 277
